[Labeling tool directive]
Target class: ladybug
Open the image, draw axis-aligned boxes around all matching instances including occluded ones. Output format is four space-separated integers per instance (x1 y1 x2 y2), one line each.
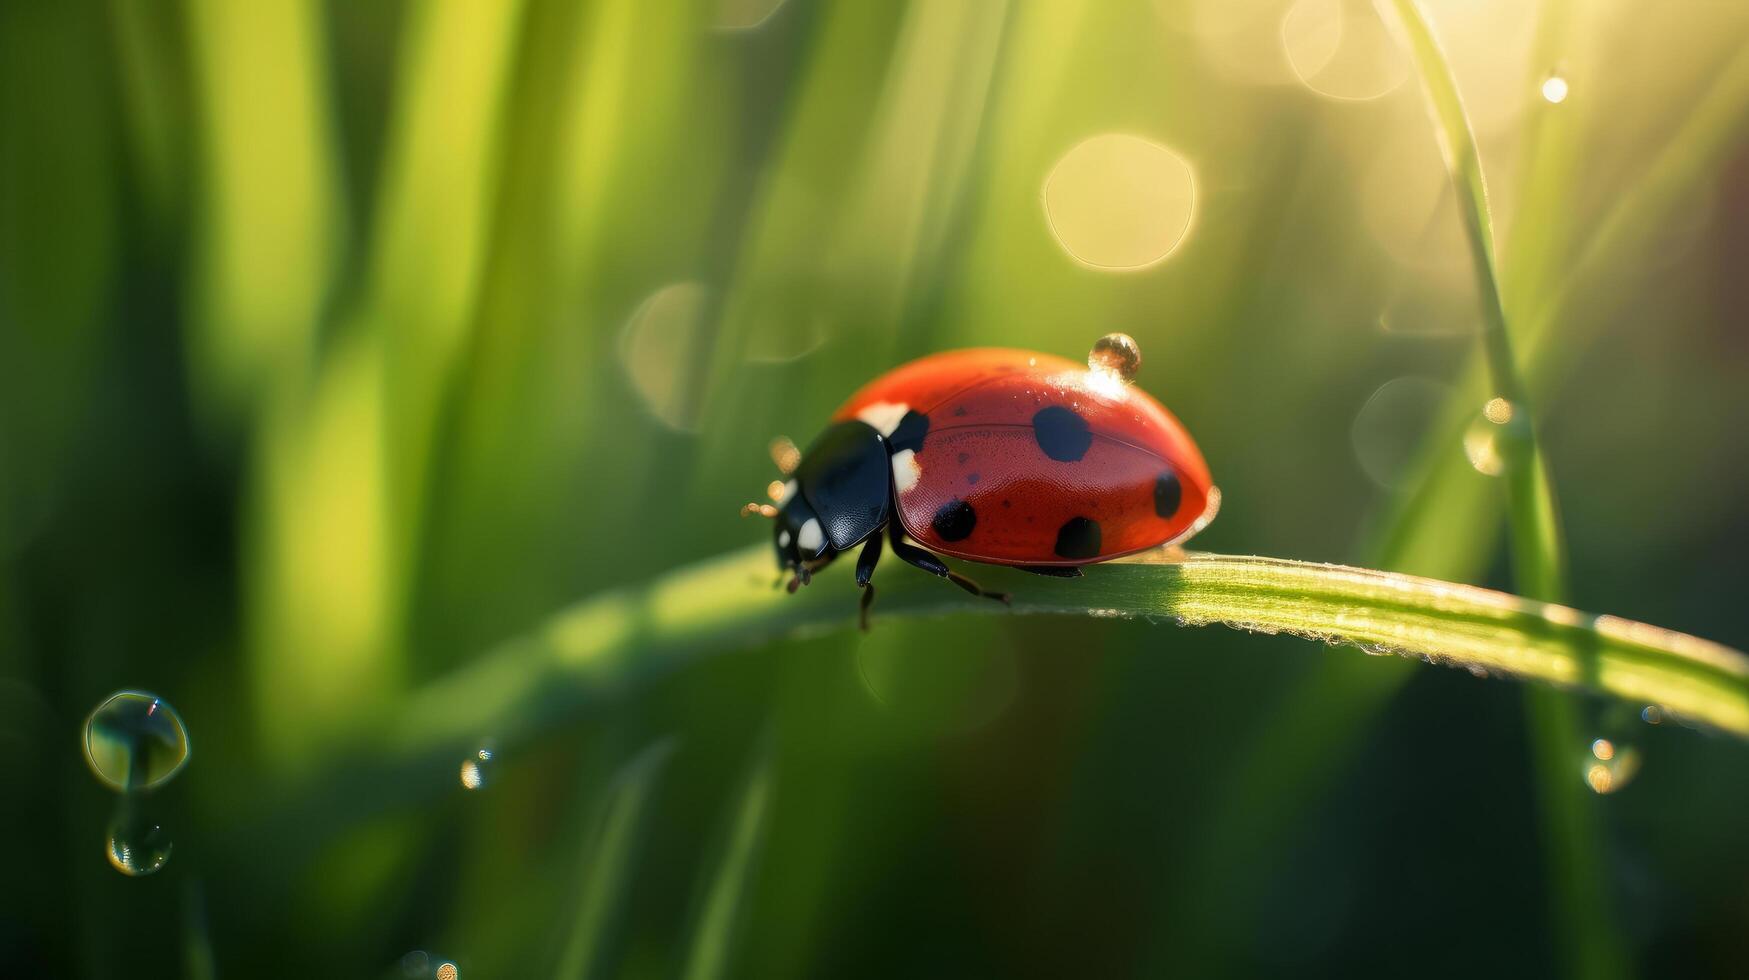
747 334 1218 628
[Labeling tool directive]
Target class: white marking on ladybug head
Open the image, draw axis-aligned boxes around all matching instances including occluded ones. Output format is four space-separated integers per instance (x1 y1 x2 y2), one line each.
797 517 824 554
777 529 792 549
856 401 910 438
777 479 798 506
891 448 922 494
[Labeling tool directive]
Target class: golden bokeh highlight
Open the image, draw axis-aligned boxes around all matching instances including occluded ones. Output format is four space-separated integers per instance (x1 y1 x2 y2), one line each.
1463 418 1504 477
1483 397 1514 425
1281 0 1410 102
618 282 710 432
1541 75 1569 104
714 0 788 31
1352 377 1449 488
1582 737 1641 794
1043 134 1196 271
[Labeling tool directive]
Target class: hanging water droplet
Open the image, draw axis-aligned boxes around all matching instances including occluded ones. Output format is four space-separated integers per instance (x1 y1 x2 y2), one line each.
459 746 495 791
1581 736 1641 794
106 804 173 876
84 690 190 792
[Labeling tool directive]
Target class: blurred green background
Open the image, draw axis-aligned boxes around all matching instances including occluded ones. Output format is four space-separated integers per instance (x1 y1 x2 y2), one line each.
4 0 1749 976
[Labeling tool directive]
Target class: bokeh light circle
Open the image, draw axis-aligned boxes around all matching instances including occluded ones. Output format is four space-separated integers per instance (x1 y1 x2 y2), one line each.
1043 134 1196 271
1281 0 1410 102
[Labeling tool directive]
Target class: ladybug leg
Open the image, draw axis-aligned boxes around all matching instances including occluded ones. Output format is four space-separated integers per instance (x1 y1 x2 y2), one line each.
888 524 1010 605
1016 565 1083 578
854 533 883 631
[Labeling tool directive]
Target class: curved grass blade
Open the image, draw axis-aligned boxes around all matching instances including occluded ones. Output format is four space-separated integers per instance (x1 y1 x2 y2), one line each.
682 734 776 980
553 738 679 980
230 542 1749 886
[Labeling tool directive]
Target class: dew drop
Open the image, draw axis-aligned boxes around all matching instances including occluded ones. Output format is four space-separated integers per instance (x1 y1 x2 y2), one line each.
106 804 172 876
84 690 190 793
1541 74 1569 104
460 746 495 791
1088 333 1143 382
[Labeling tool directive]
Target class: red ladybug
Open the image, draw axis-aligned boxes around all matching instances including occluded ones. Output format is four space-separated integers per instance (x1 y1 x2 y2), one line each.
750 334 1218 627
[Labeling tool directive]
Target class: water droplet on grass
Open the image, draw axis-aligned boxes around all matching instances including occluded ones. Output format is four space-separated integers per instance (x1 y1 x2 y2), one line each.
106 805 172 876
84 691 189 792
460 746 495 790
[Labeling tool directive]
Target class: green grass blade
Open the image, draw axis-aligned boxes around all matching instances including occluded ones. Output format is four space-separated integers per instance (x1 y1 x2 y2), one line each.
233 544 1749 880
553 739 679 980
1389 2 1613 974
682 735 776 980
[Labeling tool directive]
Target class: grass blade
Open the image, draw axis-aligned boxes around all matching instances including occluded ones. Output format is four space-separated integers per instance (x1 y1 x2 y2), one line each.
682 735 776 980
553 738 679 980
1388 2 1615 974
233 543 1749 883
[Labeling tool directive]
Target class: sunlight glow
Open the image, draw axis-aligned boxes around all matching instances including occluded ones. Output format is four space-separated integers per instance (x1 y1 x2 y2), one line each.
1541 75 1569 104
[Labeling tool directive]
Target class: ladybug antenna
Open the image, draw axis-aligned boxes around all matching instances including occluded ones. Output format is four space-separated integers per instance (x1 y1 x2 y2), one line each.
769 436 801 476
741 502 779 519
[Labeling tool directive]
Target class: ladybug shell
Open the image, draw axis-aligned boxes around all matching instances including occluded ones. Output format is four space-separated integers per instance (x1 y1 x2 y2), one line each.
831 348 1216 566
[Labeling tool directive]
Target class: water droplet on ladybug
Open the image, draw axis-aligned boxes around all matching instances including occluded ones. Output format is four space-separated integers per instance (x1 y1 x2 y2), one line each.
1088 333 1142 382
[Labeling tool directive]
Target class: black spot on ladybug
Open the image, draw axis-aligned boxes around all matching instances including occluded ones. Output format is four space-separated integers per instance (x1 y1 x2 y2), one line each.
967 473 980 485
957 452 971 464
889 410 929 454
1033 406 1091 462
1055 516 1101 559
951 405 969 417
1001 499 1012 508
1154 469 1182 518
932 498 977 542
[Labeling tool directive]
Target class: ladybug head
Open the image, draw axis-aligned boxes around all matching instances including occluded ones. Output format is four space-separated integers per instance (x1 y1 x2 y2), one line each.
771 478 831 583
